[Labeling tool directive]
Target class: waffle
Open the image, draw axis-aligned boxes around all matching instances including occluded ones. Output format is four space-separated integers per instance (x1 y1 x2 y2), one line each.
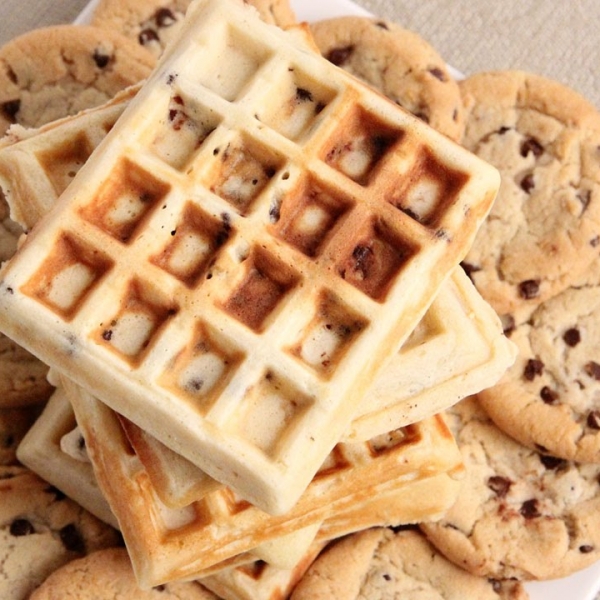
61 373 463 587
199 542 326 600
0 0 498 513
347 265 516 441
0 93 514 446
16 384 118 529
0 84 140 232
199 468 465 600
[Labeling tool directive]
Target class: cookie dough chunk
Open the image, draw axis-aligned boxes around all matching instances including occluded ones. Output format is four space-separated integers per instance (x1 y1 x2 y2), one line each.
460 71 600 320
91 0 296 58
29 547 218 600
421 397 600 581
291 527 528 600
310 16 465 141
0 467 121 600
477 257 600 462
0 25 155 135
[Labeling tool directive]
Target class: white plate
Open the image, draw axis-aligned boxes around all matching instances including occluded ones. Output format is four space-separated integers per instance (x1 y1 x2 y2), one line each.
75 0 600 598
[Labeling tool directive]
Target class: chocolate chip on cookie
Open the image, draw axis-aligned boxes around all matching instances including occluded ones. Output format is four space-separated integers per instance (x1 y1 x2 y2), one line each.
0 25 155 135
460 70 600 322
310 16 465 141
421 397 600 581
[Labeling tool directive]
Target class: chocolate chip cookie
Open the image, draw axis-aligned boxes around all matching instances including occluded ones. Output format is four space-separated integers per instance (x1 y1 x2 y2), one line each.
0 24 155 135
459 70 600 322
0 185 52 407
91 0 296 58
477 253 600 462
421 397 600 581
291 526 529 599
29 547 218 600
310 16 465 141
0 467 121 600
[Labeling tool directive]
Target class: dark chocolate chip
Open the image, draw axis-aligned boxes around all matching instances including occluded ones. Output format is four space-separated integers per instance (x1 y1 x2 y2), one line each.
487 475 512 498
139 29 160 45
540 386 559 405
59 523 86 554
460 262 481 281
428 66 447 82
155 8 176 28
10 518 35 536
563 327 581 347
520 137 544 158
1 99 20 122
524 358 544 381
587 410 600 430
375 21 389 30
326 45 354 66
520 173 535 193
352 244 373 278
215 213 232 247
518 279 540 300
269 200 281 223
46 485 66 500
520 499 541 519
539 454 567 470
580 545 595 554
92 50 111 69
497 126 511 135
585 361 600 380
102 330 113 341
295 87 313 103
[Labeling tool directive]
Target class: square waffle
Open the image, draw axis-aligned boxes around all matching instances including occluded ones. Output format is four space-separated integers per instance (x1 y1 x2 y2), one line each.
16 384 118 529
0 0 498 513
61 374 464 587
17 382 310 571
0 91 514 445
199 468 465 600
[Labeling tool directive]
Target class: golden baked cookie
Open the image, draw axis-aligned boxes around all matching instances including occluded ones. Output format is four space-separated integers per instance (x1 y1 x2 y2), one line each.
310 16 465 141
0 24 155 135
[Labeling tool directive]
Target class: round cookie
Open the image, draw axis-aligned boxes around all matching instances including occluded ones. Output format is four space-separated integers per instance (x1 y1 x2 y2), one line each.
291 527 528 600
29 547 218 600
0 466 121 600
91 0 297 58
309 16 465 141
420 397 600 581
459 70 600 321
477 255 600 463
0 25 155 135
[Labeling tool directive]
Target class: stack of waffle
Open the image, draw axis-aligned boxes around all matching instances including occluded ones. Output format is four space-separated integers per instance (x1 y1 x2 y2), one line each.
0 0 515 594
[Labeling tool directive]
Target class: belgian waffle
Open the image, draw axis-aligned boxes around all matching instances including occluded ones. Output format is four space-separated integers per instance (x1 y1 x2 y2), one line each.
16 384 315 571
0 0 498 513
0 90 514 445
199 468 465 600
61 374 463 587
16 385 118 528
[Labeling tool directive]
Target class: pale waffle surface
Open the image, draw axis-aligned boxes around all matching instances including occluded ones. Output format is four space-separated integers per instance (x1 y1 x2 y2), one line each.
17 385 315 571
200 469 465 600
62 375 463 587
16 385 118 529
0 91 514 447
0 0 498 513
